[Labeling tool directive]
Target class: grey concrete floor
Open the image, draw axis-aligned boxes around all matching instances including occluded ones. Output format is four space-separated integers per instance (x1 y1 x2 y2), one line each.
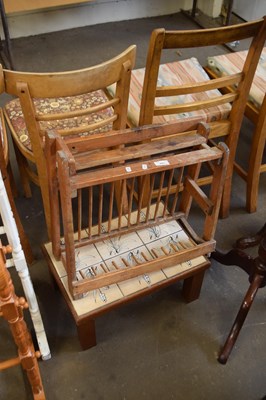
0 12 266 400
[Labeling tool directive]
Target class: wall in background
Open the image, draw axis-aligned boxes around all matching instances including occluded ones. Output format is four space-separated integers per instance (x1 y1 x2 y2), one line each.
233 0 266 21
198 0 223 18
5 0 187 38
183 0 223 17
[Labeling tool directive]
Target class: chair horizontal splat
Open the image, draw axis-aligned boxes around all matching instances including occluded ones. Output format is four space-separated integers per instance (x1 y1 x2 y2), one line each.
163 20 265 48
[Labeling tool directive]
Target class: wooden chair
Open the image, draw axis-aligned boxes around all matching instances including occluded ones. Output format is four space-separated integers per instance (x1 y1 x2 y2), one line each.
0 167 50 360
206 48 266 213
2 45 136 238
121 18 266 218
42 121 229 349
0 244 46 399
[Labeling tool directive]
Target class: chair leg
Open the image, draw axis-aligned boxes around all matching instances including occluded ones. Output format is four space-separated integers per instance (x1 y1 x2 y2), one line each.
218 272 264 364
246 95 266 213
219 116 243 219
77 318 97 350
37 173 52 240
12 142 32 198
219 163 232 219
6 162 18 198
182 269 206 303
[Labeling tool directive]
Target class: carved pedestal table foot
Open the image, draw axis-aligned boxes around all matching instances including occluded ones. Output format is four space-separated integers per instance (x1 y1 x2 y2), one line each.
212 225 266 364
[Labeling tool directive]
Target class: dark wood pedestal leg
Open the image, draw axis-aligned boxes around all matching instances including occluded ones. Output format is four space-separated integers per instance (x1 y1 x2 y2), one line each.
218 272 264 364
182 269 206 303
77 318 97 350
236 223 266 249
212 232 266 364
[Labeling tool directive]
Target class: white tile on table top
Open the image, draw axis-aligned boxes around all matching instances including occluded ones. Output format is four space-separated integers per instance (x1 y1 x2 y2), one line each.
103 244 152 270
103 245 166 296
118 269 166 296
163 255 206 278
145 233 188 257
95 231 143 260
136 220 182 244
77 260 109 280
174 229 195 247
74 244 103 271
60 276 123 316
125 203 187 245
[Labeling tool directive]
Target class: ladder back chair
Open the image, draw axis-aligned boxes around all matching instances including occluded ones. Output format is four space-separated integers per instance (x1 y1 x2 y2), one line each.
43 121 229 349
206 47 266 213
124 18 266 217
0 168 50 360
3 45 136 238
0 245 46 400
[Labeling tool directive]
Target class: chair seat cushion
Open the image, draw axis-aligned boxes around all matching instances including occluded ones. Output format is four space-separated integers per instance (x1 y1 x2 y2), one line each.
207 47 266 110
4 89 114 152
125 57 231 126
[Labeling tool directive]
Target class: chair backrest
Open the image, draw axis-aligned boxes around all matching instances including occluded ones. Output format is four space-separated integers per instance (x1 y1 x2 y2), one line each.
2 46 136 237
139 18 266 140
3 45 136 152
46 121 229 299
137 18 266 219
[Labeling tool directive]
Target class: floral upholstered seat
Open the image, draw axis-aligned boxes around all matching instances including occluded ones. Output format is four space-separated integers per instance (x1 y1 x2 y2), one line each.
4 90 113 152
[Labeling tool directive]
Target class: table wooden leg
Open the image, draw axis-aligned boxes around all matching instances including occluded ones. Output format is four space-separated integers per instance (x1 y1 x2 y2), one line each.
77 318 97 350
182 269 206 303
